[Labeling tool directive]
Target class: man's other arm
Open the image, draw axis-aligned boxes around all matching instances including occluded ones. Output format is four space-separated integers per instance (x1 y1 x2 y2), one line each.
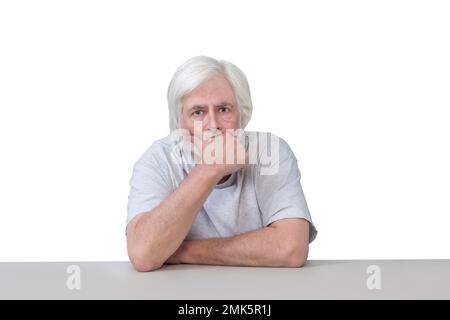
167 218 310 268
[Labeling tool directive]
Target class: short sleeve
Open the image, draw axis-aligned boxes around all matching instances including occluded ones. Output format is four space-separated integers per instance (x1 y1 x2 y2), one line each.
126 147 173 231
254 136 318 243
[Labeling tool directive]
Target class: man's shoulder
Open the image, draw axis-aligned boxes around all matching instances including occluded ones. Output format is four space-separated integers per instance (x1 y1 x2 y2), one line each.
147 133 174 152
136 133 176 166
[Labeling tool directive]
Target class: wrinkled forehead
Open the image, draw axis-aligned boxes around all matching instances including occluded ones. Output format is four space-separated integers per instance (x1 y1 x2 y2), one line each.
181 75 237 110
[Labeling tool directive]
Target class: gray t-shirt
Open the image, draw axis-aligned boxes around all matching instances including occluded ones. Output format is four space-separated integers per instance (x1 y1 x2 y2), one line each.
126 131 317 243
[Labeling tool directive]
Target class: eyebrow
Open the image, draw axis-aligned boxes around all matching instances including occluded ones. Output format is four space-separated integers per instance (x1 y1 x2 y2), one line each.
189 102 233 111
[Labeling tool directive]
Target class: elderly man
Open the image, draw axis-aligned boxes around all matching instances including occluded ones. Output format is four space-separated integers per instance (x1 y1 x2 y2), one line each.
126 56 317 272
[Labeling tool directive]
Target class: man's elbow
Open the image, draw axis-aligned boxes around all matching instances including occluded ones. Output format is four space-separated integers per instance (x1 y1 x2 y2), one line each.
131 258 163 272
128 248 164 272
283 243 308 268
126 222 165 271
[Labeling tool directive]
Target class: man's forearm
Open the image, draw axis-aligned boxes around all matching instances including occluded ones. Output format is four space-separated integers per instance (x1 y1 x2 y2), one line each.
127 165 222 271
171 226 308 267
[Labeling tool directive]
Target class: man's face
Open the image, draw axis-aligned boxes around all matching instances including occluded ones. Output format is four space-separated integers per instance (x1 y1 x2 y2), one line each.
180 75 240 136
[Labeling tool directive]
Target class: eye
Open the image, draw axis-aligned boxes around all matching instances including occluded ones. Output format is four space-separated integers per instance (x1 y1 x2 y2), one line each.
218 107 230 113
192 110 204 117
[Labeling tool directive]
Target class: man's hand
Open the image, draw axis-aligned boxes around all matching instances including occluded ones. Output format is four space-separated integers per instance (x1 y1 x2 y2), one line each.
194 130 248 178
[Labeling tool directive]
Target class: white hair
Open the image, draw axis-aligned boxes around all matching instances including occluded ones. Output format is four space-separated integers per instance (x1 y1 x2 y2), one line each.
167 56 253 132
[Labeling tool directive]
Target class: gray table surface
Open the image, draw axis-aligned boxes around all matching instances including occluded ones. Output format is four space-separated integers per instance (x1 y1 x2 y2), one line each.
0 260 449 299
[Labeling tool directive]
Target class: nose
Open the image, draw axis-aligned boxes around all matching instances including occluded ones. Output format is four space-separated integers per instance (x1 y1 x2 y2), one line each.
206 107 219 130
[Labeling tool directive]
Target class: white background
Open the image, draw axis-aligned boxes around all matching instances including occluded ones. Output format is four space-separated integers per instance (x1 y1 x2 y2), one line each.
1 0 449 262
